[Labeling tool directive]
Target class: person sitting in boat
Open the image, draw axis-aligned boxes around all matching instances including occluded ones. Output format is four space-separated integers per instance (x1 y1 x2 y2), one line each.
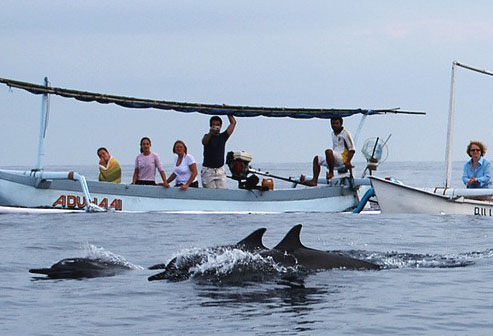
301 116 355 186
166 140 198 190
462 141 491 189
97 147 122 183
201 115 236 188
132 137 170 187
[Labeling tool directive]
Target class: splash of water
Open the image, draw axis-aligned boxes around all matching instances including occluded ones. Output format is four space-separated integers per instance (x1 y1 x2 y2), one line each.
82 243 144 270
171 247 299 279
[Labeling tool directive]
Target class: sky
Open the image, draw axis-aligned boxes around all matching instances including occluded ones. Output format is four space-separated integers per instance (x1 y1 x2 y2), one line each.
1 1 493 168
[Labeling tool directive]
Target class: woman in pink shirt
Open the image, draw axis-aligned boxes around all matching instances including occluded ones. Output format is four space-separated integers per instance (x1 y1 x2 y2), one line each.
132 137 170 187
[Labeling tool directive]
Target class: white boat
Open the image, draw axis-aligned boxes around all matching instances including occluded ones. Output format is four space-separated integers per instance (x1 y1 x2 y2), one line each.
370 61 493 215
0 76 422 213
0 169 374 213
370 176 493 216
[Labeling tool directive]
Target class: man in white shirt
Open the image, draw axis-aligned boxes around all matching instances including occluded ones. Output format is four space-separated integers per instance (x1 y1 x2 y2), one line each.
301 117 355 186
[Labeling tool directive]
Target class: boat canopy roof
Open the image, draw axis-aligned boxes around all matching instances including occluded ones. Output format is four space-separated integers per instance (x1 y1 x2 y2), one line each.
0 76 424 119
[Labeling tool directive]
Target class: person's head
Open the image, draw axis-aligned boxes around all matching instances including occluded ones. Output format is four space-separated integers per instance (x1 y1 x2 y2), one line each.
467 141 486 158
173 140 188 155
209 116 222 134
140 137 152 154
209 116 223 127
330 117 343 132
97 147 110 162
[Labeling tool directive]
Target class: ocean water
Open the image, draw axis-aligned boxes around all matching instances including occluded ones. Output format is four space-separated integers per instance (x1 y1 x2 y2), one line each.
1 162 493 335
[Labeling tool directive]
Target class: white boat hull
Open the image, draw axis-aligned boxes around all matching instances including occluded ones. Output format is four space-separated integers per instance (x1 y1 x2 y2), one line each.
0 170 368 213
370 176 493 216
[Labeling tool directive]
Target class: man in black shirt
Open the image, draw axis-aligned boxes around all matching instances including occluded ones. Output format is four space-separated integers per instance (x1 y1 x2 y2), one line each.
201 115 237 188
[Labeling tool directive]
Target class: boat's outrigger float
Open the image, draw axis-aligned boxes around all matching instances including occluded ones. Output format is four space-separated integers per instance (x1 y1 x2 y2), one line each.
0 76 424 213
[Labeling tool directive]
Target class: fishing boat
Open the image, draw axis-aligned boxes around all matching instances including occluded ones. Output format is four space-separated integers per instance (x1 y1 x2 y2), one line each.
370 61 493 216
0 76 422 213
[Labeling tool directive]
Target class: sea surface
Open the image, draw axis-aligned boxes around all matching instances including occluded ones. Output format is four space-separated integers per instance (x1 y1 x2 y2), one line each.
1 161 493 335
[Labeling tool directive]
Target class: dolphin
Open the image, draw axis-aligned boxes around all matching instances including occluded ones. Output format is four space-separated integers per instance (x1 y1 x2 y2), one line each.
148 227 268 281
29 258 134 279
148 225 379 282
260 224 380 271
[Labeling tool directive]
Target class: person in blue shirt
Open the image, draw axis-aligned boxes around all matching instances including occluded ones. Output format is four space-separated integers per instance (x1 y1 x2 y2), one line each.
462 141 491 188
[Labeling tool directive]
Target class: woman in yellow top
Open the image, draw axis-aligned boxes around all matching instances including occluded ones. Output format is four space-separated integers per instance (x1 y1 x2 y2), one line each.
97 147 122 183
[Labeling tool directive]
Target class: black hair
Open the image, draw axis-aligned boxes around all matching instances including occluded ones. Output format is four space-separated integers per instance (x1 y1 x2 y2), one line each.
209 116 222 126
97 147 108 156
331 116 343 124
140 137 151 153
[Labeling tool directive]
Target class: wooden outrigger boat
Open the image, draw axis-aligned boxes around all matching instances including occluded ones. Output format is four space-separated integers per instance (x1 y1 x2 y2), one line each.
370 61 493 216
0 76 422 213
0 168 373 213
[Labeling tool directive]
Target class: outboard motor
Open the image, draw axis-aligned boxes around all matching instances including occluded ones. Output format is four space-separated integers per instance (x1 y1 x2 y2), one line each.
226 151 259 189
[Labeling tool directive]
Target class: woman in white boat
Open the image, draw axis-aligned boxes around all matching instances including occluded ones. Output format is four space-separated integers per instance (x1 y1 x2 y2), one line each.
132 137 170 187
462 141 491 188
166 140 198 190
97 147 122 183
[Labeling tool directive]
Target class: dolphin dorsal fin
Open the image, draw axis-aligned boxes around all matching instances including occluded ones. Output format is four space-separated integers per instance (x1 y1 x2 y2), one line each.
273 224 305 252
236 228 267 250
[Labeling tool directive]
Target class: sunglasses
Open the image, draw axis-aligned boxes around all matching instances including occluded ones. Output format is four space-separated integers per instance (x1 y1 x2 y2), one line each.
470 149 481 152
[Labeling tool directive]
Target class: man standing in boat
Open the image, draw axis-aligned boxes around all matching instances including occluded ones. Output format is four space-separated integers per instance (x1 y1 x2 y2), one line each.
201 115 237 188
301 116 355 186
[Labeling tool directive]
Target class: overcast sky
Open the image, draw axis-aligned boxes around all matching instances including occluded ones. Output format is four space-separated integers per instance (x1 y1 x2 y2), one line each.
1 1 493 168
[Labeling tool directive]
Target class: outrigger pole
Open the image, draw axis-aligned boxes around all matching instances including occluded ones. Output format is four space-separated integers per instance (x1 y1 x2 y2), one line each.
35 77 50 171
28 77 104 212
444 62 457 188
444 61 493 188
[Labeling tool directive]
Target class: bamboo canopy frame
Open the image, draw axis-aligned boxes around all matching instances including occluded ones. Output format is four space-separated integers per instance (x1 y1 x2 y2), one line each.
0 76 425 119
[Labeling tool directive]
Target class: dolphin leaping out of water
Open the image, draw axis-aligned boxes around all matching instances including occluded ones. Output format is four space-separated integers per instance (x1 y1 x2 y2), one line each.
29 258 134 279
148 224 380 282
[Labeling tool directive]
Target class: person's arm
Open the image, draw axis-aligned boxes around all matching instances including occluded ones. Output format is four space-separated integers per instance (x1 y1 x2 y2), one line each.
160 170 170 188
167 173 177 184
462 162 471 186
345 150 355 168
478 161 491 186
181 163 198 190
226 115 236 136
342 130 355 168
132 167 139 184
102 158 121 183
202 132 212 145
153 153 170 188
99 157 109 181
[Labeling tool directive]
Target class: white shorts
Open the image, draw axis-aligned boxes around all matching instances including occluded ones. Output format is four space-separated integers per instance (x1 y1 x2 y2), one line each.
201 166 227 189
317 151 344 168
